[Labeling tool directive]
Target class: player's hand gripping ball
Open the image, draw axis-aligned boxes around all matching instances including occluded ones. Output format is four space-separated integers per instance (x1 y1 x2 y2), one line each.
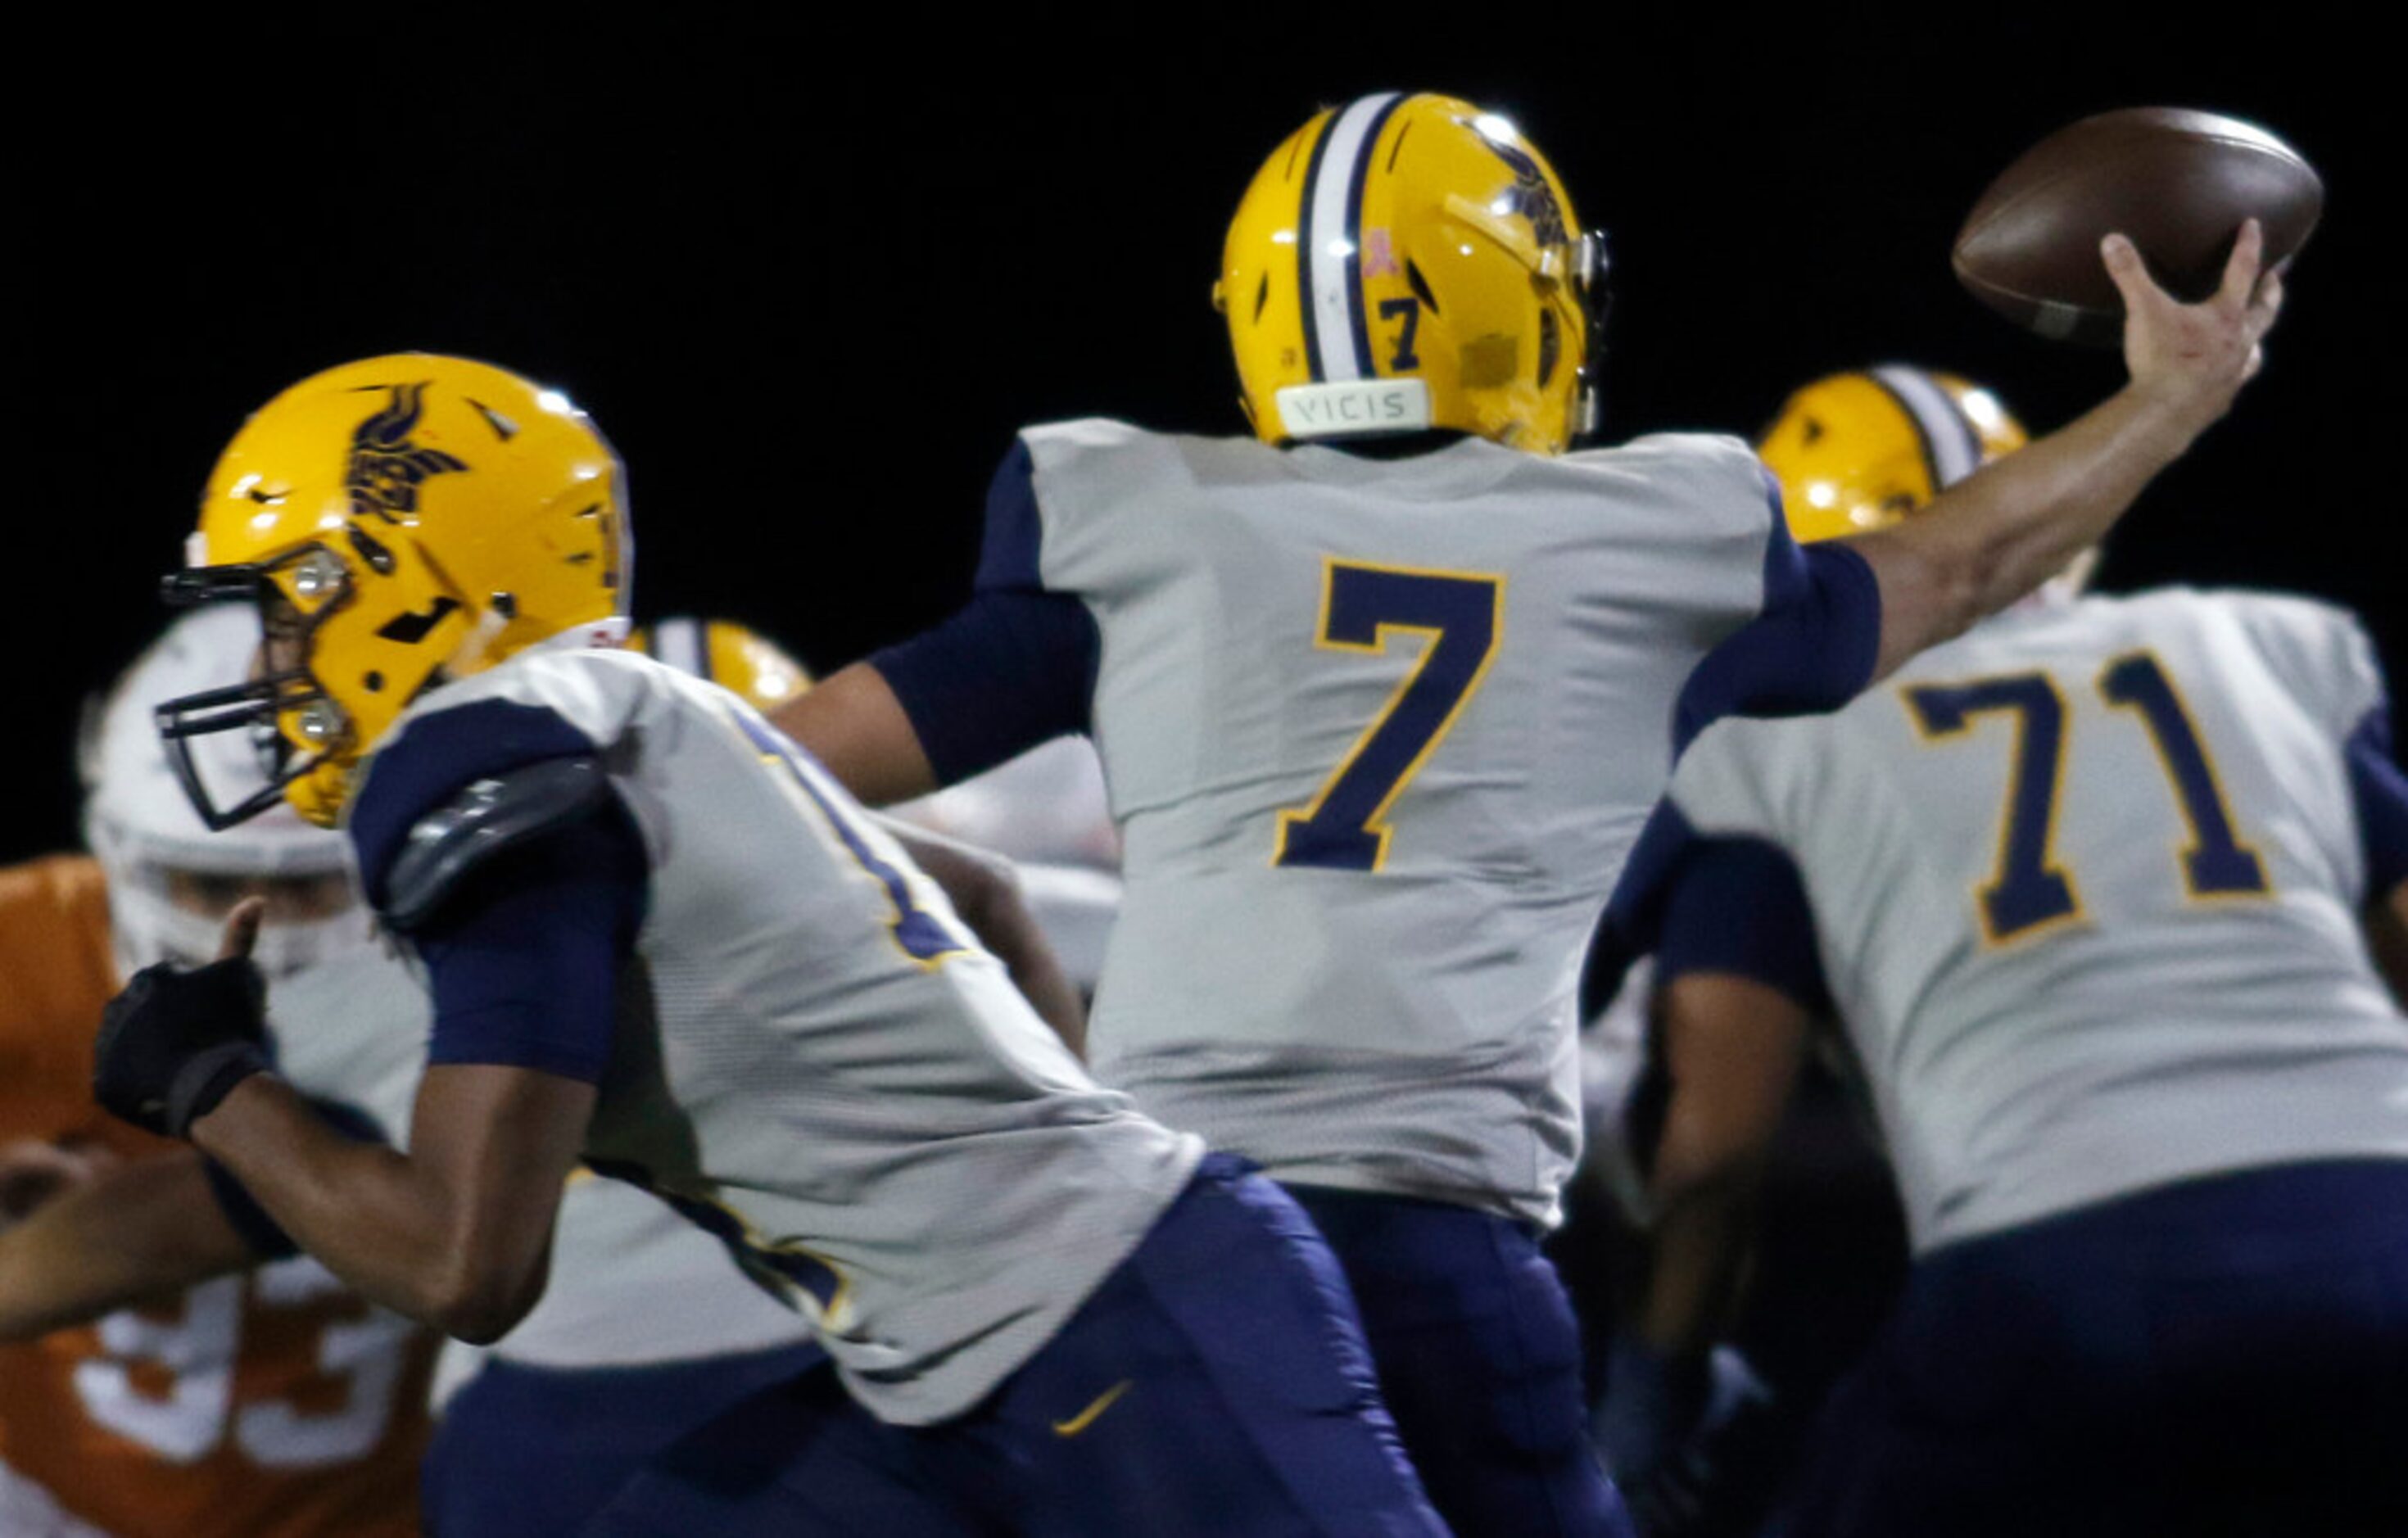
1953 107 2320 346
94 900 273 1138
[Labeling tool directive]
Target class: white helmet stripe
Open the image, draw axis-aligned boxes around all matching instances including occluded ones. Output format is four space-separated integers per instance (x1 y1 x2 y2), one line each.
1304 93 1404 385
652 616 709 681
1872 364 1983 489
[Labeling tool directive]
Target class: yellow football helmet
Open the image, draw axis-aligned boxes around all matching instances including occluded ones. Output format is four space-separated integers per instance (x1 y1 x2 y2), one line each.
1757 365 2028 542
1217 93 1607 455
631 617 812 712
156 354 631 829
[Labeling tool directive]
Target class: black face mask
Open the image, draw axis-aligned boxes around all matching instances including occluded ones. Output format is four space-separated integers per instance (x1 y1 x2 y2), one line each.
153 554 351 832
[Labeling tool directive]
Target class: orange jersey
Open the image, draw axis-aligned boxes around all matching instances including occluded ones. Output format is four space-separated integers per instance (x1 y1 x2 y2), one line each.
0 855 435 1538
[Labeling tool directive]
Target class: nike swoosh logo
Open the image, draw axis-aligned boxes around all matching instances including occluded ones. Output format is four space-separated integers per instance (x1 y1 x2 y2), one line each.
1051 1379 1134 1437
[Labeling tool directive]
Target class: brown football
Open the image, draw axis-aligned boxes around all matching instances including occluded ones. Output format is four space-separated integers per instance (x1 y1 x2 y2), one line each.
1953 107 2321 346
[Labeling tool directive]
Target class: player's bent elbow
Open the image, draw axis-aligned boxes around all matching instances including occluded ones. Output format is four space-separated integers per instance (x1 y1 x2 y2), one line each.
940 844 1022 930
436 1307 523 1348
416 1242 545 1344
881 818 1020 930
421 1269 538 1346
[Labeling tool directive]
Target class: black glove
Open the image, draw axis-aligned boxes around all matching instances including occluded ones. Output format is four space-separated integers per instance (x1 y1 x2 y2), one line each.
1596 1334 1709 1489
94 957 272 1138
1597 1338 1783 1538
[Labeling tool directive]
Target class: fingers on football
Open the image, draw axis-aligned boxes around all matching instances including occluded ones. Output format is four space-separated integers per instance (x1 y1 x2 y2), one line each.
2250 264 2286 336
2100 232 2173 318
2216 219 2266 312
218 897 266 962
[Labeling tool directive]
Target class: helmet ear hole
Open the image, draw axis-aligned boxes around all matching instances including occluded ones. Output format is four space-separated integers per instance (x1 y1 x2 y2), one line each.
1405 260 1440 314
1252 274 1270 325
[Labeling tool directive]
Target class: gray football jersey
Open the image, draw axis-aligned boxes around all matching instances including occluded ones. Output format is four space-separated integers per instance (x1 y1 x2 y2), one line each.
353 649 1202 1425
1021 420 1792 1225
1668 589 2408 1251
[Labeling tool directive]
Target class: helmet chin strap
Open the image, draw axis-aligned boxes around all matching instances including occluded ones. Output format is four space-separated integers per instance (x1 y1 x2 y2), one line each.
441 604 515 678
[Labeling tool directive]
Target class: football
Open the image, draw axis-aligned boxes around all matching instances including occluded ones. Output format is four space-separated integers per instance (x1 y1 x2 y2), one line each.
1953 107 2321 346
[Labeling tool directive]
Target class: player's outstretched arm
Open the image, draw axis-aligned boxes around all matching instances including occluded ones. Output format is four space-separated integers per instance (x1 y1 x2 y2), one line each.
0 1151 258 1341
1847 221 2284 680
778 664 940 807
191 1065 591 1343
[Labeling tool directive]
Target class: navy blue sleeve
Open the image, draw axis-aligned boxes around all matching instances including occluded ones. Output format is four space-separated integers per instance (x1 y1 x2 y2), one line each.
1580 799 1831 1017
1672 471 1883 753
971 438 1043 593
2347 703 2408 900
413 803 646 1084
201 1100 388 1260
1653 837 1832 1014
349 698 600 910
1582 801 1697 1019
870 593 1101 785
869 437 1102 785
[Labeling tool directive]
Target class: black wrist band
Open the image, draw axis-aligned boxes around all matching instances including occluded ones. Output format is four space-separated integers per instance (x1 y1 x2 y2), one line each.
165 1042 271 1138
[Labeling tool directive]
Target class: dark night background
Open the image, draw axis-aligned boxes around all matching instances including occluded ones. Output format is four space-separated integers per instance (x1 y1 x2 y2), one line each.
10 14 2397 862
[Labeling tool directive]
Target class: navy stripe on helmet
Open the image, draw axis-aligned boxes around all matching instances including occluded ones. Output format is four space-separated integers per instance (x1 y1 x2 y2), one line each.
1869 364 1984 491
1301 93 1404 385
1339 93 1409 379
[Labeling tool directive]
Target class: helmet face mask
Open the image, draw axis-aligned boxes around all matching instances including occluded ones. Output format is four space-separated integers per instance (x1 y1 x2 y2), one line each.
156 545 362 830
156 355 632 830
1220 93 1611 456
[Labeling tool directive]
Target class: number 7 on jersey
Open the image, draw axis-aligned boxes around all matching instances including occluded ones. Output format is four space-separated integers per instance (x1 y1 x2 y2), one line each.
1275 559 1505 871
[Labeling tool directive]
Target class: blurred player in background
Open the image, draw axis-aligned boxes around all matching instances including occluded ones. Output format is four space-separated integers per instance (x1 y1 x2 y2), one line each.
1597 364 2408 1534
0 604 434 1537
1580 369 2024 1535
777 90 2283 1536
99 355 1447 1535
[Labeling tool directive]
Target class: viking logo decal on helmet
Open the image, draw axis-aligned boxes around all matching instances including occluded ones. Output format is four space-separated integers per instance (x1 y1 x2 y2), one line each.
346 382 469 522
156 355 632 830
1478 135 1568 251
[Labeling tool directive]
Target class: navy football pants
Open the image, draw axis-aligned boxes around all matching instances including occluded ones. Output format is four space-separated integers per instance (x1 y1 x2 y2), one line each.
422 1343 826 1536
584 1155 1446 1536
1292 1185 1636 1538
1774 1159 2408 1538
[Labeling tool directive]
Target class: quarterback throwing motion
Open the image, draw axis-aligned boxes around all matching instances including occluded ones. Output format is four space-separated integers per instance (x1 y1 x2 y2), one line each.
779 90 2286 1536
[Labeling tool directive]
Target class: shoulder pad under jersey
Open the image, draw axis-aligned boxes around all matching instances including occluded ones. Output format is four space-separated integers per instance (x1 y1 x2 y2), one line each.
381 757 618 931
